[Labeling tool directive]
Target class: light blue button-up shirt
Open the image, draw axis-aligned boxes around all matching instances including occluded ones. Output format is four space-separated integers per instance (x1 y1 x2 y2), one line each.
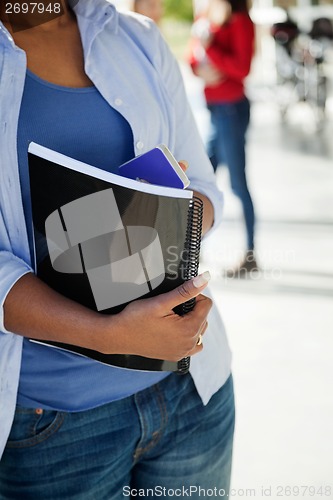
0 0 231 458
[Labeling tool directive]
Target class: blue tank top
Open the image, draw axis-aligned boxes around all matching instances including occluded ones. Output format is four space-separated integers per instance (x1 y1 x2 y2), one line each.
17 70 169 411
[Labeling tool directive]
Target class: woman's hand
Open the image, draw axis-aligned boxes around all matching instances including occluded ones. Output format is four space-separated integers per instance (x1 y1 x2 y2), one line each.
4 271 212 362
100 272 212 361
178 160 188 172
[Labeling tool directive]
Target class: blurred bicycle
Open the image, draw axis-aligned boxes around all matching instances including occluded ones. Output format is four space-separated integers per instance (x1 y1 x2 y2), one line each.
271 16 333 127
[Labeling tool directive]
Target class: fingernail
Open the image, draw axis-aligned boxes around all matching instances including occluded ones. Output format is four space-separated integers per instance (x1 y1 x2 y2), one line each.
179 160 189 171
193 271 211 288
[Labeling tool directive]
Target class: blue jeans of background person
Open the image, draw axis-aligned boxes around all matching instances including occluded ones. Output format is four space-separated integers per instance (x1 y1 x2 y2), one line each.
208 97 255 250
0 373 234 499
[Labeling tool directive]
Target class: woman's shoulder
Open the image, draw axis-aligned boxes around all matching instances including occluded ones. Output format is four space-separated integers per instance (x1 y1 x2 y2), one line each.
113 10 171 68
117 9 160 38
77 1 162 43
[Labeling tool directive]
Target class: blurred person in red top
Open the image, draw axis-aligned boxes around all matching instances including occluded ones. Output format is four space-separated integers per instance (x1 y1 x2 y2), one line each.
189 0 258 276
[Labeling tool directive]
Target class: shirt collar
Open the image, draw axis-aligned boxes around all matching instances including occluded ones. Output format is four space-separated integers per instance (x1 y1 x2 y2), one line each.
71 0 119 34
0 22 16 47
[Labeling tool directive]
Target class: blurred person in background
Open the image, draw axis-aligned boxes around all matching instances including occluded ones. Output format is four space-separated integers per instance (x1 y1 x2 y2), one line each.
189 0 258 277
133 0 164 24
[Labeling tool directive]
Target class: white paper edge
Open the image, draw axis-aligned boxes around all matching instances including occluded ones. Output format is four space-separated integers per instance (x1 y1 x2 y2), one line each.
28 142 193 200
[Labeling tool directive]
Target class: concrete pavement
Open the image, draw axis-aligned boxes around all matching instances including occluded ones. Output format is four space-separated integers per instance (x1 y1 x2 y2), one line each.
182 63 333 498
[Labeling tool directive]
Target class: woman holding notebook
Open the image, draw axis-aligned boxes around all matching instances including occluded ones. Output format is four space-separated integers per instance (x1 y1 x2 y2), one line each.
0 1 234 497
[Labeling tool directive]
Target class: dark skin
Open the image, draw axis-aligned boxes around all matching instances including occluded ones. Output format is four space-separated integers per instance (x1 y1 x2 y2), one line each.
0 0 92 87
0 1 214 361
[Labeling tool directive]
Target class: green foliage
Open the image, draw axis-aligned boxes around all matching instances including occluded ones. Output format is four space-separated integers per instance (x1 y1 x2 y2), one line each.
163 0 194 21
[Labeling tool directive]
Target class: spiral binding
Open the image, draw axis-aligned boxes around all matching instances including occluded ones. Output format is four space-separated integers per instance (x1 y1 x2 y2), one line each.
177 196 204 374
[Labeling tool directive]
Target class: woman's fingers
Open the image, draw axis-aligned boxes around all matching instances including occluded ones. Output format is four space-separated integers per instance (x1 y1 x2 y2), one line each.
178 160 189 172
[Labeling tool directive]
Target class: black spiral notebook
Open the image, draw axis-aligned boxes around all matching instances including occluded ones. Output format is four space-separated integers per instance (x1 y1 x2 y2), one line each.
28 142 203 374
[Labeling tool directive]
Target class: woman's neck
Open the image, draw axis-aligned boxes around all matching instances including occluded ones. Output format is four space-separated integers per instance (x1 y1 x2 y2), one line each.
0 1 93 88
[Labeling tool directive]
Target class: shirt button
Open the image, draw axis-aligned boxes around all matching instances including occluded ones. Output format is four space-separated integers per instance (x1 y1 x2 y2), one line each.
114 98 123 106
136 141 144 150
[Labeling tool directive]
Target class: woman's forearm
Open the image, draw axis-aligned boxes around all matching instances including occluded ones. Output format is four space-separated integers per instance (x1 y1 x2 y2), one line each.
193 190 214 235
3 270 212 361
3 273 112 352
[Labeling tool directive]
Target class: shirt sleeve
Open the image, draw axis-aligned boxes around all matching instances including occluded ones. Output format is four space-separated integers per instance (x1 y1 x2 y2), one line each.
0 250 32 334
0 205 32 334
206 14 255 81
152 26 224 236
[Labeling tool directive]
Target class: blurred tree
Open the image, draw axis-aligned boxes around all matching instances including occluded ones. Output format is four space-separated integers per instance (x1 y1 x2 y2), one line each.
164 0 194 20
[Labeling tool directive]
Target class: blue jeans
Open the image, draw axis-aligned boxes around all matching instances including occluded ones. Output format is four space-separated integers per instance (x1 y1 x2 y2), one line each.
0 373 234 499
208 98 255 250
